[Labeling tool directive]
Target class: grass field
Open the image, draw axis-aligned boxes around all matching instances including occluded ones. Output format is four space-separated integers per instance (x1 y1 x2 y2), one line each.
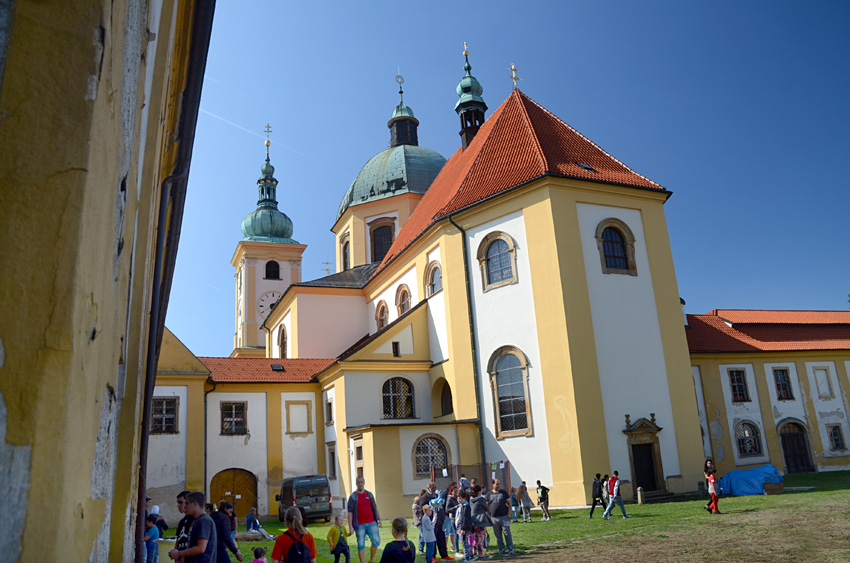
232 471 850 562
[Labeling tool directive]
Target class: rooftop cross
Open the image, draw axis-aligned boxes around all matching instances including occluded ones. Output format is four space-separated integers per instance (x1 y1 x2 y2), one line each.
507 63 522 88
263 123 272 154
396 73 405 104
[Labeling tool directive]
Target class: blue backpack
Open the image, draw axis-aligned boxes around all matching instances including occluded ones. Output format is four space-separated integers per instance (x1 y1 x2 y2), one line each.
430 490 446 514
285 531 312 563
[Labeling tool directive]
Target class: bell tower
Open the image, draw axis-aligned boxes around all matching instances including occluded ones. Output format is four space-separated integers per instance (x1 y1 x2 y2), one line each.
231 131 306 357
455 43 488 150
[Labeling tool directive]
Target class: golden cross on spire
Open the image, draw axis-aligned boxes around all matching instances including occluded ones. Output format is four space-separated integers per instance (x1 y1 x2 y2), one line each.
507 63 522 88
463 41 469 56
264 123 272 148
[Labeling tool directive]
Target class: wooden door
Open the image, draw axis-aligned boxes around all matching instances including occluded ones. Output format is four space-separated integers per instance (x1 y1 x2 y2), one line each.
780 423 815 474
631 444 657 492
210 468 258 522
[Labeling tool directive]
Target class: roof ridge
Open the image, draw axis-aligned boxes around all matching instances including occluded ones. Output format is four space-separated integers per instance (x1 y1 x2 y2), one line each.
436 94 515 217
515 90 548 171
522 93 664 190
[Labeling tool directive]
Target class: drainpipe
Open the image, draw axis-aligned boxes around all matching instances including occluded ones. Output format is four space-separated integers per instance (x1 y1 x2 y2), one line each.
204 377 217 500
448 216 487 468
135 1 216 561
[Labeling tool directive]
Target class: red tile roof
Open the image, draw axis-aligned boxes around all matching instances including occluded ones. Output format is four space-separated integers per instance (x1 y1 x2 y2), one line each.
378 89 665 269
199 357 334 383
709 309 850 325
686 310 850 353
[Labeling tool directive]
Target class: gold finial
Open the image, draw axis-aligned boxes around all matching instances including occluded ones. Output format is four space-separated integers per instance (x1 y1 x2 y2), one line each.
321 258 333 276
507 63 522 88
463 41 469 57
264 123 272 147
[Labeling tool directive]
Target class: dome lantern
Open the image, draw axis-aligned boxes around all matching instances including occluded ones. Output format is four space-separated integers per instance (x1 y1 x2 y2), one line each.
455 42 488 150
241 134 299 244
388 74 420 148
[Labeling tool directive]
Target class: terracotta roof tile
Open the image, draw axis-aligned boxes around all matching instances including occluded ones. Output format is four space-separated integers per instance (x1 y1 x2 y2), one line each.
686 311 850 353
199 357 334 383
378 89 665 271
709 309 850 325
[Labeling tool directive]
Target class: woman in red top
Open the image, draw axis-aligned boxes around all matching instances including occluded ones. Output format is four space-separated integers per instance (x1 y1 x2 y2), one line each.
271 507 318 563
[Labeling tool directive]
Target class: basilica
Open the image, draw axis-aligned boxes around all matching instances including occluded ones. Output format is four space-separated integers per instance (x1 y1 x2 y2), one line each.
149 50 850 524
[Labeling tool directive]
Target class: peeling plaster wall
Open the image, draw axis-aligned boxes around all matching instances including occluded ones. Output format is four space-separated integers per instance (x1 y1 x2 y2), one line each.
805 361 850 464
718 363 770 466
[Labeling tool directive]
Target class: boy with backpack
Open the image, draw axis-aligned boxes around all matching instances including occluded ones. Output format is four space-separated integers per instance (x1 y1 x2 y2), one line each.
271 506 317 563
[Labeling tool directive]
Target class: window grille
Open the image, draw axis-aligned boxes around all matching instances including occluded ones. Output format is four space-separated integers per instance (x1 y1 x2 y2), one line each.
414 436 448 476
773 368 794 400
382 377 415 419
736 422 762 456
151 397 178 434
495 354 528 432
221 402 247 435
827 425 846 451
265 260 280 279
729 369 750 402
486 239 512 285
601 227 628 270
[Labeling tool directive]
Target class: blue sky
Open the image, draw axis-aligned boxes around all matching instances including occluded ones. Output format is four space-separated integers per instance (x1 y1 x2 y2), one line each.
166 0 850 357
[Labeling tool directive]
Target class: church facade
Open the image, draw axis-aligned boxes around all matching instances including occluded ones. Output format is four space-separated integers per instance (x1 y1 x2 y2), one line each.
149 52 850 524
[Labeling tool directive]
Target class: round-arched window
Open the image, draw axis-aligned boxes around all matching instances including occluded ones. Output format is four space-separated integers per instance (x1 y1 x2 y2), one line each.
278 326 287 359
736 422 762 456
486 239 512 285
382 377 415 419
376 301 389 329
414 436 448 476
265 260 280 280
495 353 527 433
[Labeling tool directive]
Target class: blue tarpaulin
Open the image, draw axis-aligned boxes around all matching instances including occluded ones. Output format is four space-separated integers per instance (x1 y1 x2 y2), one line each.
717 464 783 496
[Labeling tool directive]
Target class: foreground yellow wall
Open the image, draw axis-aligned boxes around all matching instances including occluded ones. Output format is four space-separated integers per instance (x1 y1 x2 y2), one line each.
0 0 201 560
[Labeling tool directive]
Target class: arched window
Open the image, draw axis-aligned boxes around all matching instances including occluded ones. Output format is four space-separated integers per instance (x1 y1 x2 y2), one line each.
396 284 411 315
594 218 637 275
425 260 442 296
413 435 449 476
382 377 415 419
278 326 287 359
487 346 532 438
476 232 518 292
369 217 395 263
375 301 389 330
265 260 280 280
342 241 350 271
440 381 453 416
736 421 763 457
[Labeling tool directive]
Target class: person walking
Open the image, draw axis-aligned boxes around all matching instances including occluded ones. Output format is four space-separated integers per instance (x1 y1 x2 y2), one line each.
703 459 715 512
347 476 382 563
706 469 721 514
517 482 533 523
212 501 244 562
327 514 351 563
588 474 607 518
535 481 551 521
168 492 217 562
601 475 610 507
602 471 631 520
486 479 514 556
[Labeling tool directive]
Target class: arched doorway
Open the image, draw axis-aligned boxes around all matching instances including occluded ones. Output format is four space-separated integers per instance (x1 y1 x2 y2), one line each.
210 468 258 520
779 422 815 474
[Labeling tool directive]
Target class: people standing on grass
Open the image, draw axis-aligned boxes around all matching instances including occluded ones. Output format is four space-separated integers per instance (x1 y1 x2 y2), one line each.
469 485 492 558
517 482 534 523
145 514 161 563
432 483 450 561
327 514 351 563
411 489 425 554
602 471 631 520
347 476 382 563
510 488 519 523
421 504 437 563
168 491 217 562
379 518 415 563
486 479 514 556
444 486 459 553
456 490 474 562
271 506 317 563
588 473 607 518
535 480 551 521
213 501 244 562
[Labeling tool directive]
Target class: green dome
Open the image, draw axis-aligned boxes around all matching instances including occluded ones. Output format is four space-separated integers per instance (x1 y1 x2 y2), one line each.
337 145 446 220
455 59 485 110
392 102 415 119
241 148 300 244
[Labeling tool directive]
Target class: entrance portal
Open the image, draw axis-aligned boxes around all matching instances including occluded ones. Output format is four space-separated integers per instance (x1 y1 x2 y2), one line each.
631 443 657 492
210 468 258 518
623 413 666 497
779 422 815 474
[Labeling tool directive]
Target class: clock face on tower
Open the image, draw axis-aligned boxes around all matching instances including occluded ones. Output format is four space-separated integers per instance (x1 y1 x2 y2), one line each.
257 291 282 319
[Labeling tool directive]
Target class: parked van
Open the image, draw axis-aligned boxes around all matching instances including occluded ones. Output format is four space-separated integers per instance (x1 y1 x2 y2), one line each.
276 474 332 523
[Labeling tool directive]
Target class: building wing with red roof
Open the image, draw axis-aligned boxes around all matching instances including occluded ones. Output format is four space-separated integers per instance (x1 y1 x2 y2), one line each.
199 357 334 383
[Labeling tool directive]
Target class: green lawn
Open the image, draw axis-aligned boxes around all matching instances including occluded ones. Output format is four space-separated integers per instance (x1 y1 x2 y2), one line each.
236 471 850 562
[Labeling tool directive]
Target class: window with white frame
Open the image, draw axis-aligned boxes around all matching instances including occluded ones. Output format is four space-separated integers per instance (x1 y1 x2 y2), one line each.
735 421 762 457
151 397 178 434
827 425 846 451
728 369 751 402
773 368 794 401
814 367 833 398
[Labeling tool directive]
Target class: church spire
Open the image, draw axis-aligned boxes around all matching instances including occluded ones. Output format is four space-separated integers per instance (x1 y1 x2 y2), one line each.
455 42 488 150
388 74 420 147
240 130 298 244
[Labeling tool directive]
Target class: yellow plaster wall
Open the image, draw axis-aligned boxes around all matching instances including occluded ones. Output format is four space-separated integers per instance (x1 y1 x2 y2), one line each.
0 0 199 559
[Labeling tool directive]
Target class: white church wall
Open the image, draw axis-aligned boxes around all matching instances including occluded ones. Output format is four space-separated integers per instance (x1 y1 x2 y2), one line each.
399 426 459 495
691 368 713 459
466 210 553 487
281 392 319 479
254 258 292 345
148 385 188 488
763 362 808 428
272 310 292 359
805 361 850 466
718 363 770 467
368 265 419 334
343 371 431 429
297 293 368 358
323 387 340 500
425 243 448 362
577 203 682 482
206 392 270 515
374 325 415 355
